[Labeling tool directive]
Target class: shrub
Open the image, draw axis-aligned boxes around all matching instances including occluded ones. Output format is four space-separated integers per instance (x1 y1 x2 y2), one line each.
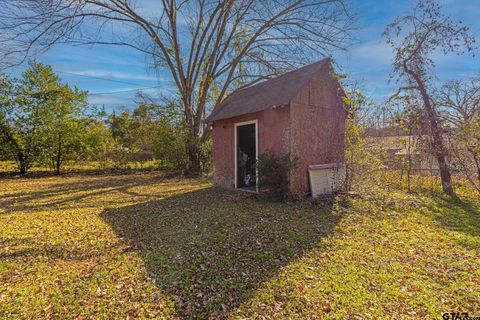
152 119 188 170
257 151 297 201
106 146 132 170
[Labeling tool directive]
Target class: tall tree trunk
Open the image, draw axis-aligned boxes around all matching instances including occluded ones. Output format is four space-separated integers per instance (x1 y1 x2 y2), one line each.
184 98 206 175
18 151 27 175
55 150 61 175
408 69 455 196
187 143 201 175
55 134 62 175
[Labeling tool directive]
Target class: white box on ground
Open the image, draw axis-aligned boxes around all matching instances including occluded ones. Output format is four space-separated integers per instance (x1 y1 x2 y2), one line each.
308 163 345 197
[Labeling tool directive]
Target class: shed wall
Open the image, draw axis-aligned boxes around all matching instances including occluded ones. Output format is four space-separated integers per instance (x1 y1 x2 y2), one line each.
212 107 290 189
289 71 347 196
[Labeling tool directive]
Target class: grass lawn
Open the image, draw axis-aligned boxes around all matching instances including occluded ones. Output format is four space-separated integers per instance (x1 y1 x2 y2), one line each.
0 173 479 319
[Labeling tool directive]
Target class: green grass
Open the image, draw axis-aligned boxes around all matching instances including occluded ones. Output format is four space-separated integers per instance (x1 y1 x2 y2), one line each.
0 173 479 319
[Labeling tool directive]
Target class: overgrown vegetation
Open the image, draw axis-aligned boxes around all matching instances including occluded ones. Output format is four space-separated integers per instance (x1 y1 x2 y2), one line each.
257 151 297 201
1 173 478 319
106 98 191 171
0 63 206 175
343 88 385 192
439 78 480 193
383 0 476 196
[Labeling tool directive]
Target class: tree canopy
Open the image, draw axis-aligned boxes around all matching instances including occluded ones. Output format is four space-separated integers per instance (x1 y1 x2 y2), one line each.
0 62 88 174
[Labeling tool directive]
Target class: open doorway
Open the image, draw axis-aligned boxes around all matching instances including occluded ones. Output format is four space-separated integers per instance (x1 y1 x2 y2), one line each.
235 121 258 191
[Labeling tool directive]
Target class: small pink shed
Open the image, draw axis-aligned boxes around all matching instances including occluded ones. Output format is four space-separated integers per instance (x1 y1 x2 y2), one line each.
206 58 347 197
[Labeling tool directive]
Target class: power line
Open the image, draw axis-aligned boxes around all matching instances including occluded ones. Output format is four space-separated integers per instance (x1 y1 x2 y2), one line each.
56 70 166 96
88 86 162 95
57 70 154 87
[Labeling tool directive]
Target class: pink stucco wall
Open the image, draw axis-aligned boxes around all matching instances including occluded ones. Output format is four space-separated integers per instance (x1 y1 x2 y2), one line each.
289 71 346 196
212 107 290 188
211 69 346 196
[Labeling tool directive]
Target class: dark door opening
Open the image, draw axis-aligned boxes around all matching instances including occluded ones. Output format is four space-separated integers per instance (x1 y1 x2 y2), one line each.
236 123 257 190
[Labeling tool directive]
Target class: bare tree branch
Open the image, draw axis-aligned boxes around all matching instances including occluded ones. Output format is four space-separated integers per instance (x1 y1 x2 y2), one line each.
383 0 476 196
0 0 354 172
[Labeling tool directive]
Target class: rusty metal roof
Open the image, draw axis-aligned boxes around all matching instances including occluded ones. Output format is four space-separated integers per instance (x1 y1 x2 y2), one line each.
206 58 331 122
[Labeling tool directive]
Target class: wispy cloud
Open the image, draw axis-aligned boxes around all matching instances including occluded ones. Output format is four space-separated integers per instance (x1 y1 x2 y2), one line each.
63 69 162 82
88 95 134 106
88 85 176 109
348 40 394 65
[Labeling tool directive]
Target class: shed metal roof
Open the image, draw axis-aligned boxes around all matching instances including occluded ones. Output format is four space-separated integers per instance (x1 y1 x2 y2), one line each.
206 58 331 122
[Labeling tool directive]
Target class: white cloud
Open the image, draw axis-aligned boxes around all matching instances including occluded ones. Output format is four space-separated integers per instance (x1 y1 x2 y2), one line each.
349 40 394 65
64 69 161 82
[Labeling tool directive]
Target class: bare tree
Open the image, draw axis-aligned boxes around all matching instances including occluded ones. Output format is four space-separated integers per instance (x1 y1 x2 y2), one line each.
437 78 480 193
383 0 476 196
437 78 480 128
0 0 354 174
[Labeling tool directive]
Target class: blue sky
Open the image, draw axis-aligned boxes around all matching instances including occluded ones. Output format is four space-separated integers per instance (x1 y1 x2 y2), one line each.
11 0 480 111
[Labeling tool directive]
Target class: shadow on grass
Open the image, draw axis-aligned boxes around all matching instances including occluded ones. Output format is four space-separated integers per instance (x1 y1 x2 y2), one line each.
430 195 480 241
0 172 179 214
101 187 344 319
